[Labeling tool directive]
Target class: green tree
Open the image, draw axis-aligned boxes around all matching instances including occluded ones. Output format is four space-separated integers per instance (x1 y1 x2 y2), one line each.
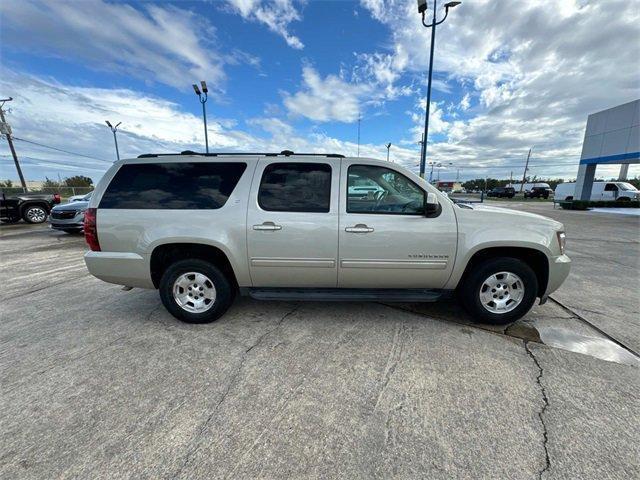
0 179 13 188
64 175 93 187
42 177 60 188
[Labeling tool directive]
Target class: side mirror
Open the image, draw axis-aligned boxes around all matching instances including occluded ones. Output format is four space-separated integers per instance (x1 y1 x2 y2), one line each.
424 192 439 215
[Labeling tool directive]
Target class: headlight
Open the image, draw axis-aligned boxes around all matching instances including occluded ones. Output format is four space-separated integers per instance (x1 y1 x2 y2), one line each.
556 231 566 255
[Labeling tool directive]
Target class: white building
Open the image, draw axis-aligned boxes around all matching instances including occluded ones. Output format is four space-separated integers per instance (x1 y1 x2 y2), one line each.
575 99 639 200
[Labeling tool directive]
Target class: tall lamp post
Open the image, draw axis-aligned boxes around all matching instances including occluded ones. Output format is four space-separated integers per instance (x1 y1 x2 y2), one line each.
105 120 121 161
193 81 209 153
428 161 441 183
417 0 461 178
385 143 392 162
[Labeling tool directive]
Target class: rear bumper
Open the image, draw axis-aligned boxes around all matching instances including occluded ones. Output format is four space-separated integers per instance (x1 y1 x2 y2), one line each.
84 251 154 288
542 254 571 301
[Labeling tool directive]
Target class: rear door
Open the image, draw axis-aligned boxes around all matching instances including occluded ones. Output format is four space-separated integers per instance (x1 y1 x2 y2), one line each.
247 159 341 287
338 161 457 289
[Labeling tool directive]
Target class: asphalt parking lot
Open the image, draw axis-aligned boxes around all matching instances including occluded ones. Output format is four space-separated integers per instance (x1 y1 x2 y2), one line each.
1 203 639 479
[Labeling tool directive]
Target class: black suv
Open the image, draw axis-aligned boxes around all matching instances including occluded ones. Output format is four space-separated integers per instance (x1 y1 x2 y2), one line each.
0 191 61 224
524 187 553 199
486 187 515 198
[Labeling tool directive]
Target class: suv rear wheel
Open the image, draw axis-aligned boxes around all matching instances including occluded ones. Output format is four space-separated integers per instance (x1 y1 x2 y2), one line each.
23 205 48 223
159 259 234 324
460 257 538 325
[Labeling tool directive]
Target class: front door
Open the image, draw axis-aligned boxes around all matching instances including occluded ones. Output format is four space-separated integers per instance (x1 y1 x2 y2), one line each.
247 159 341 287
602 183 618 200
338 161 457 289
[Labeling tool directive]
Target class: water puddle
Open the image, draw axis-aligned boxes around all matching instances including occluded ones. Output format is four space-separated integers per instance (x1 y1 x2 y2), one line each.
537 326 640 367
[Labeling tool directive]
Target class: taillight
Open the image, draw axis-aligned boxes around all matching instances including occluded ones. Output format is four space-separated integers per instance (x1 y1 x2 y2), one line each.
84 208 101 251
53 193 61 204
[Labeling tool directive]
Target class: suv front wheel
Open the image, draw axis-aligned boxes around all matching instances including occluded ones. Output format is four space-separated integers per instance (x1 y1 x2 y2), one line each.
159 259 234 324
459 257 538 325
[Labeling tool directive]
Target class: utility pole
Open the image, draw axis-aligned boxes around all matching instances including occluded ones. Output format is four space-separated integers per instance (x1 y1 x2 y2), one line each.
386 143 391 162
519 148 532 193
510 170 513 186
357 114 361 157
0 98 27 191
105 121 121 161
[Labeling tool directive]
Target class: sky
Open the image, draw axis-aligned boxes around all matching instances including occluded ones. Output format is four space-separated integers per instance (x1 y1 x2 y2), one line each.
0 0 639 184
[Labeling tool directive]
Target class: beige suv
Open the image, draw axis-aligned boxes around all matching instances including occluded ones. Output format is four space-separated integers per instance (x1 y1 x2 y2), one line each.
84 151 570 325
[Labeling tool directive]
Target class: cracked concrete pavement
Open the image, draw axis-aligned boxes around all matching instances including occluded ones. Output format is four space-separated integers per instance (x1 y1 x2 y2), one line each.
1 209 639 479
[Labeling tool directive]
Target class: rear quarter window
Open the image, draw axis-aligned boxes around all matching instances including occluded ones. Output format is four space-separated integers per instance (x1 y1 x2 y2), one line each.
99 162 247 209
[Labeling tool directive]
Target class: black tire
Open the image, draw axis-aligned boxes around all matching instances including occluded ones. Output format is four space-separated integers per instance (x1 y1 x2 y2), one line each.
566 196 573 201
459 257 538 325
22 205 48 224
159 259 234 324
618 197 630 202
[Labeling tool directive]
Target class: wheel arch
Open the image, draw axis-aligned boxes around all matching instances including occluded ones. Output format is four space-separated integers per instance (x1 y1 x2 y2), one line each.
456 246 549 298
20 200 50 216
150 242 239 291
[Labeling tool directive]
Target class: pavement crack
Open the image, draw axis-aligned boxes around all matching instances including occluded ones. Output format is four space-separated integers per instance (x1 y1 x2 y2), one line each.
245 305 299 355
524 341 551 480
374 319 406 411
170 305 299 479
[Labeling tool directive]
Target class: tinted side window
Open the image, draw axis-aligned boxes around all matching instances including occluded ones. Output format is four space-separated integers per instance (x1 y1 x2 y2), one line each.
258 163 331 212
100 162 246 209
347 165 425 215
604 183 618 191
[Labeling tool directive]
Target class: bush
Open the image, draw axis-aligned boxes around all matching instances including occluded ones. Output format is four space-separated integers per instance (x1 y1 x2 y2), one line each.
559 200 639 210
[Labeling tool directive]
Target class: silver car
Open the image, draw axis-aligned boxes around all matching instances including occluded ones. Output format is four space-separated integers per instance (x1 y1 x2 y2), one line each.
49 200 88 233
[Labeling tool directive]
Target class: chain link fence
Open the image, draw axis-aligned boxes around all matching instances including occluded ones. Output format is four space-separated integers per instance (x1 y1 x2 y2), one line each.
1 186 93 199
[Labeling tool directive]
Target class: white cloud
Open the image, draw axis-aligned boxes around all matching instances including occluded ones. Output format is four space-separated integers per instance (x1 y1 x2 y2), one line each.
283 66 370 122
359 0 640 177
224 0 304 49
0 0 229 90
0 70 425 181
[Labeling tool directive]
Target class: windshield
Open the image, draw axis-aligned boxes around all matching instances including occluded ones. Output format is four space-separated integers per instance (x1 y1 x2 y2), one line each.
617 183 638 191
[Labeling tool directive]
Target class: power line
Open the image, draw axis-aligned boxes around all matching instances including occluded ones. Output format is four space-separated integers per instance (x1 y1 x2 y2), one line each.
11 136 112 163
0 155 108 172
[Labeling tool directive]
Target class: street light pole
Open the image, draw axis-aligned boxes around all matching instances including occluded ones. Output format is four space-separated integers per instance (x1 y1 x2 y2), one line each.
193 81 209 153
386 143 392 162
105 121 121 161
417 0 461 178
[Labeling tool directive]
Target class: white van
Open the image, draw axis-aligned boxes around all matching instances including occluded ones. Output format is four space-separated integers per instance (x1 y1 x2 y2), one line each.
555 182 640 201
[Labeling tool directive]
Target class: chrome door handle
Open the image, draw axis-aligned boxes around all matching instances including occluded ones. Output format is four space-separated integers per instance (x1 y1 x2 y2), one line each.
253 221 282 231
345 224 374 233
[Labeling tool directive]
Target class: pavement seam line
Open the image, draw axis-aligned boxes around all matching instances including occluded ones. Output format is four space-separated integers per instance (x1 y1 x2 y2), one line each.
524 341 551 480
170 304 299 480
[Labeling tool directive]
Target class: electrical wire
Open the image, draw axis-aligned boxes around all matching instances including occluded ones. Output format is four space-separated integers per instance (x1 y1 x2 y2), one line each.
11 136 113 163
0 155 108 172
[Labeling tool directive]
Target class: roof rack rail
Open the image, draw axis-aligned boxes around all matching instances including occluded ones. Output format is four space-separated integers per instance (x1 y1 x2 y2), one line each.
137 150 345 159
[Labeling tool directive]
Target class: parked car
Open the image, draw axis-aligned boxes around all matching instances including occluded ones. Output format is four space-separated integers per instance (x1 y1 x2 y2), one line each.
49 199 89 233
524 187 553 199
0 190 60 224
555 181 640 201
84 151 570 326
67 191 93 203
486 187 515 198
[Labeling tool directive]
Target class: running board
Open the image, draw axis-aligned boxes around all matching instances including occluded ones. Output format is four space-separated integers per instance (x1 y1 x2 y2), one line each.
243 287 449 302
